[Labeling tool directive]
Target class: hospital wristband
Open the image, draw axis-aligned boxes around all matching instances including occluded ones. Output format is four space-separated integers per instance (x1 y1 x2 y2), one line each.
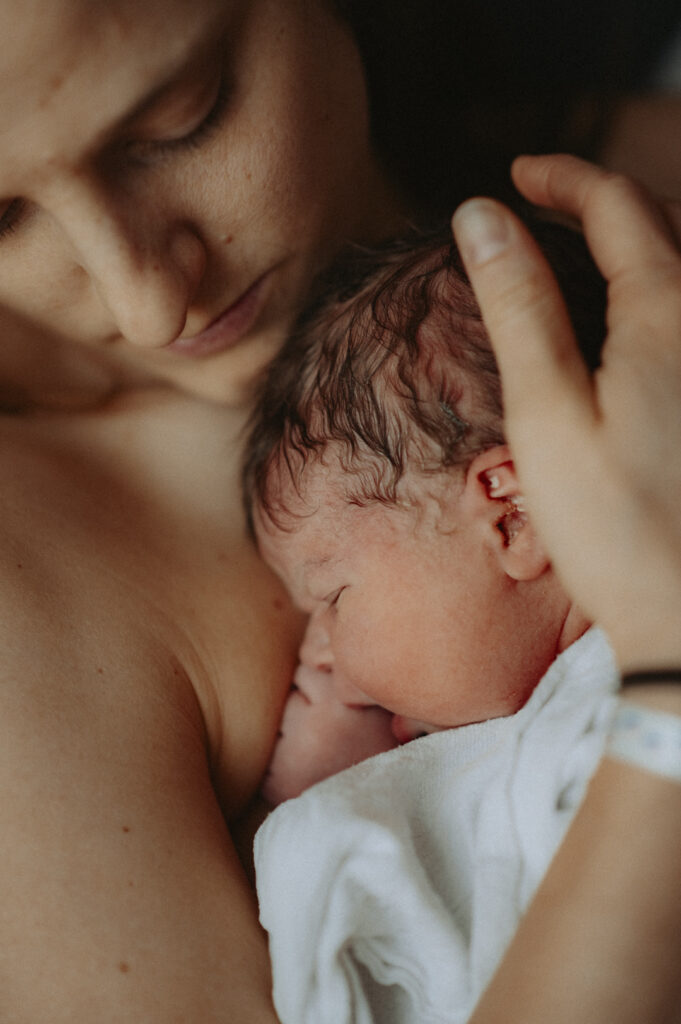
606 703 681 784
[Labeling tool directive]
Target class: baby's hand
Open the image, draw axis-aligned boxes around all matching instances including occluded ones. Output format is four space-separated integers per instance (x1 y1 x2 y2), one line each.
261 664 398 806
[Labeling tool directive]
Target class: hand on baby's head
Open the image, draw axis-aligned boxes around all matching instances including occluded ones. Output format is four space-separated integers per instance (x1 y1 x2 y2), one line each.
261 662 398 806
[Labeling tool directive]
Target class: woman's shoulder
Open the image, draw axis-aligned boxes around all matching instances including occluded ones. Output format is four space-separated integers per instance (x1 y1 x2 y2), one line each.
0 399 281 1021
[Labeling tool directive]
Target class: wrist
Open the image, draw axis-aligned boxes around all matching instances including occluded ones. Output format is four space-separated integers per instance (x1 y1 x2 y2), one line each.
619 669 681 716
619 683 681 717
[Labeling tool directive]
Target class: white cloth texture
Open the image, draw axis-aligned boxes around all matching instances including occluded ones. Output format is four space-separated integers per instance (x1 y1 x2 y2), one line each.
255 628 618 1024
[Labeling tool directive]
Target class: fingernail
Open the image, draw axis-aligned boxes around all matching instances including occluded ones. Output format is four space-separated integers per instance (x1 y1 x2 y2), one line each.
452 199 511 266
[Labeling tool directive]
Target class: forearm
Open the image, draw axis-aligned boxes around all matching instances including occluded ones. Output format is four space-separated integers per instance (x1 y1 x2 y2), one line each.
472 716 681 1024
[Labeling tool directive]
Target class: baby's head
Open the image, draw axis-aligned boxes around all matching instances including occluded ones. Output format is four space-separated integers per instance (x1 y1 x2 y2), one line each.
244 219 605 730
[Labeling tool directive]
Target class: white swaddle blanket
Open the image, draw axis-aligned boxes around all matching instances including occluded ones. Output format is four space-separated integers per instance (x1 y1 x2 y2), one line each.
255 628 618 1024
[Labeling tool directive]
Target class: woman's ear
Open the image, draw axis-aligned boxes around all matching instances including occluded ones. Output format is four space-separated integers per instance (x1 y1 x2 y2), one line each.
463 446 550 582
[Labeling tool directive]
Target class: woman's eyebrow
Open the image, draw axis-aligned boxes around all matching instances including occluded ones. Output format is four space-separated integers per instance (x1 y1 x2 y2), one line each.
105 0 235 140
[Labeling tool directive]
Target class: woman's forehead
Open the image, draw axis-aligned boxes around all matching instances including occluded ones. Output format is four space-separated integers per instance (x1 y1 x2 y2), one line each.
0 0 230 176
0 0 229 65
0 0 228 120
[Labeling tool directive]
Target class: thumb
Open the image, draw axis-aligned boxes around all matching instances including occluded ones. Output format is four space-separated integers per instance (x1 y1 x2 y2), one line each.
451 198 596 456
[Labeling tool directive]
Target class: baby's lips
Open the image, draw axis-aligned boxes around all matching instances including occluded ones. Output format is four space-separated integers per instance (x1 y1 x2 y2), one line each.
391 714 435 744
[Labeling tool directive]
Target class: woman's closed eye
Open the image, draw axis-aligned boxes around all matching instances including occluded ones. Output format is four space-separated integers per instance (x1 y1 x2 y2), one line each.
0 65 232 243
0 199 27 242
125 68 232 166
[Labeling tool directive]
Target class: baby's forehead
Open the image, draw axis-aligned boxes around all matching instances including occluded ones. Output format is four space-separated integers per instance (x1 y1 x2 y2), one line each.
259 448 355 526
253 461 350 580
257 444 461 550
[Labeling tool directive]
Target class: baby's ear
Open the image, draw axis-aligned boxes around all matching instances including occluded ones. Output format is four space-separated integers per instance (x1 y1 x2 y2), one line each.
463 445 550 582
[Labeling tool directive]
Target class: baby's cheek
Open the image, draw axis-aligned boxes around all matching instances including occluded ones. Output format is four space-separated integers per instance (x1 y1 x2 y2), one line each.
333 608 410 707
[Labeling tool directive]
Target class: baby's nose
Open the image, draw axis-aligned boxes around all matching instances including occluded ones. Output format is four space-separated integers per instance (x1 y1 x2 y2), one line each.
299 616 333 672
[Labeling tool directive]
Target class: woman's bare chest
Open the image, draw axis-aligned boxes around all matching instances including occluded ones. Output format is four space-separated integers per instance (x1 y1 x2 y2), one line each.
0 394 301 812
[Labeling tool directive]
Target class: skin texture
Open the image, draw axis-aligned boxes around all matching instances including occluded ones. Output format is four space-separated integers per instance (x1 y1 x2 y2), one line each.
0 0 405 1019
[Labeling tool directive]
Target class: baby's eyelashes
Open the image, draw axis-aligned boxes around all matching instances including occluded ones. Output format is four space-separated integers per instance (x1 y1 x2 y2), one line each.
325 586 346 608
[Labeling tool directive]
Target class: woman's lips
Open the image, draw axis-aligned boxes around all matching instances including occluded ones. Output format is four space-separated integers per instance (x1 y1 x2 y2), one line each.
166 272 271 358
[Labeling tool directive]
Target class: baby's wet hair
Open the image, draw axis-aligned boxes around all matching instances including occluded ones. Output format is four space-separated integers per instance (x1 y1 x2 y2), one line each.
243 213 606 533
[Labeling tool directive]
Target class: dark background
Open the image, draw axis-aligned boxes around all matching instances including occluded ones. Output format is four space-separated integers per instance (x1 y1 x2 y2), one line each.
342 0 680 215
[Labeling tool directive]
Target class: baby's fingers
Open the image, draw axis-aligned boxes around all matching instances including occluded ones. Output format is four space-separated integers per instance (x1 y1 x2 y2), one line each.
451 198 595 456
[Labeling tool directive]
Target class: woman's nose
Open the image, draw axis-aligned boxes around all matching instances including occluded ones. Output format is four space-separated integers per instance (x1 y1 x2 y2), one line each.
299 616 334 673
53 177 206 347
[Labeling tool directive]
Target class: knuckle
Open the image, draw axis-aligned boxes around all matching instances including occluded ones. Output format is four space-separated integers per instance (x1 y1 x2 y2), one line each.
615 262 681 312
584 170 648 220
598 169 646 198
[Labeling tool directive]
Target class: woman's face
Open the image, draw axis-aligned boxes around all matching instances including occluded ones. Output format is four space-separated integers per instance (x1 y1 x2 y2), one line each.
0 0 400 403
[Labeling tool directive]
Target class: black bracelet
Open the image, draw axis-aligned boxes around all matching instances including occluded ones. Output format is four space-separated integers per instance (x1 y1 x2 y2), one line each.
621 669 681 687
